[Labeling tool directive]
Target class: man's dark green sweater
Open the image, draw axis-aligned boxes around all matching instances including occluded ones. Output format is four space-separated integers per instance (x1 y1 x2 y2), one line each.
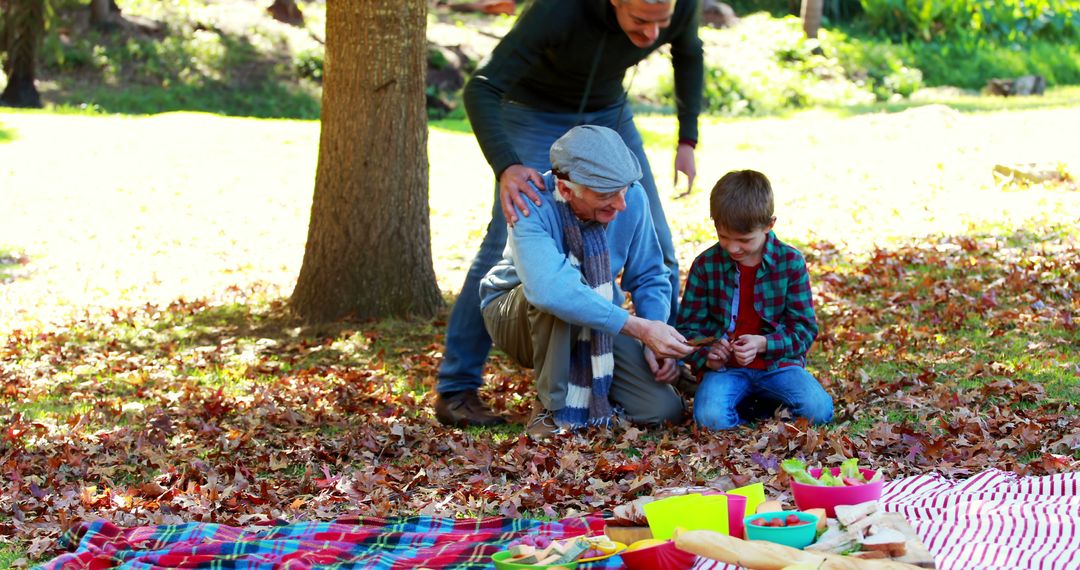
463 0 704 178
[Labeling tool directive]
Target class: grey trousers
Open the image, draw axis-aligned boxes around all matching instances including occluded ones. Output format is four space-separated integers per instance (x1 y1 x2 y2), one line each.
482 285 684 425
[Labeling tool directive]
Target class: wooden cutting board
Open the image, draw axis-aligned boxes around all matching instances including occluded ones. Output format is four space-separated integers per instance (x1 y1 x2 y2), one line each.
877 513 936 568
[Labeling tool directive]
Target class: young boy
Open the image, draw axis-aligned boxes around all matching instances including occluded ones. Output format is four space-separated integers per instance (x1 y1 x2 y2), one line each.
677 170 833 430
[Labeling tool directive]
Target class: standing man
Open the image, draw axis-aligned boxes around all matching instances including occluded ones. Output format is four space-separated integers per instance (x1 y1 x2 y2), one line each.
435 0 704 427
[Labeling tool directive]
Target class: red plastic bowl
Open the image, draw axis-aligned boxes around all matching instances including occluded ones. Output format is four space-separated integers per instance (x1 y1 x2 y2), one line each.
790 467 883 517
620 540 696 570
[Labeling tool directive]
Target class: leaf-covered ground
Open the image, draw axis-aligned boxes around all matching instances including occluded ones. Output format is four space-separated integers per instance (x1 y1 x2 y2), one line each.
1 106 1078 564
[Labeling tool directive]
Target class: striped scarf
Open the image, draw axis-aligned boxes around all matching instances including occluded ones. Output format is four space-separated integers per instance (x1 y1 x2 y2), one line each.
553 192 614 429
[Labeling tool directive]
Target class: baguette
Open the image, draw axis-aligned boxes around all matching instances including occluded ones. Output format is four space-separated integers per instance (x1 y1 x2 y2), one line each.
674 529 924 570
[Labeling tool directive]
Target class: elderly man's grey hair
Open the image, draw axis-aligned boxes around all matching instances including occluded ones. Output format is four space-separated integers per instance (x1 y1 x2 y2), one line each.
559 178 587 197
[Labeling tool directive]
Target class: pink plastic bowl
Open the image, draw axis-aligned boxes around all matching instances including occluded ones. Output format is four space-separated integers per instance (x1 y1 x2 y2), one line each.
620 540 696 570
790 467 883 517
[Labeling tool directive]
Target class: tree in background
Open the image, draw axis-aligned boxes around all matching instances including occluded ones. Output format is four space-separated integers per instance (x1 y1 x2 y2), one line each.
89 0 122 30
0 0 44 108
801 0 822 39
291 0 442 322
267 0 304 26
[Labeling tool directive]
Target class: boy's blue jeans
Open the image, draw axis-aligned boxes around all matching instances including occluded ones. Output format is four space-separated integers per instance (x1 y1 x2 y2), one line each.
693 366 834 430
436 100 680 395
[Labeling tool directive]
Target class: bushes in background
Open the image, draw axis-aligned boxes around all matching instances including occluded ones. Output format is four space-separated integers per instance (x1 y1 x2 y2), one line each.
859 0 1079 43
650 14 917 116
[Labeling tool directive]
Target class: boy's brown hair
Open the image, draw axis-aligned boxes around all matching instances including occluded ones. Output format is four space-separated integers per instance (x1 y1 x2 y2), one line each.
709 169 774 233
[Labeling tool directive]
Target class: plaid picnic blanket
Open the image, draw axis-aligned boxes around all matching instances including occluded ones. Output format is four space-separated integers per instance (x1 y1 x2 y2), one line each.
43 515 623 569
695 468 1080 570
43 469 1080 570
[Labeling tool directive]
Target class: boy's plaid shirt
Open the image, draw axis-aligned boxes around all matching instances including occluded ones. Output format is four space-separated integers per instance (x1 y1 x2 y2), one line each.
677 231 818 374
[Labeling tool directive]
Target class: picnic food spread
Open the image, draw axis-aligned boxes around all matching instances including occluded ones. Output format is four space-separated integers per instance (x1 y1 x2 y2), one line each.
495 458 933 570
496 535 625 567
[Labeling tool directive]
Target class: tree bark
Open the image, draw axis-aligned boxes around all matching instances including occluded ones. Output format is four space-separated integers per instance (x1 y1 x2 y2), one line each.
291 0 442 323
0 0 44 108
801 0 823 39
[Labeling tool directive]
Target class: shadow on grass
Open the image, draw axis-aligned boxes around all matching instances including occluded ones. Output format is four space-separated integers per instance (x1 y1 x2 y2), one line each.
794 225 1079 406
0 122 14 143
12 227 1076 415
99 296 452 377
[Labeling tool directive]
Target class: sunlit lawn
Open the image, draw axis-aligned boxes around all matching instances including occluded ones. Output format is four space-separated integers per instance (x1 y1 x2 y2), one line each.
2 96 1076 413
1 94 1077 335
1 94 1078 565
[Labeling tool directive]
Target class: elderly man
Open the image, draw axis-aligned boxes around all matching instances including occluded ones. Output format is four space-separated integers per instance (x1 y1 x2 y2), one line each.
480 126 694 439
435 0 704 427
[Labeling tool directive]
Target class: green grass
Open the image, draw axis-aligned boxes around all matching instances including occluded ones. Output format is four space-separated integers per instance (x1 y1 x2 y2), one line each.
832 85 1080 116
0 250 20 281
52 82 321 119
0 547 32 568
37 0 324 118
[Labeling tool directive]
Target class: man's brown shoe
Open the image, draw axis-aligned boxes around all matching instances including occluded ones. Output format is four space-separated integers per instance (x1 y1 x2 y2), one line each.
525 402 561 440
434 390 506 427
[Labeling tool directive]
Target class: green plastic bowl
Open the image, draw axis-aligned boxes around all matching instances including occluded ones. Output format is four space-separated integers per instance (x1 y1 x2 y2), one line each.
743 511 819 549
491 550 579 570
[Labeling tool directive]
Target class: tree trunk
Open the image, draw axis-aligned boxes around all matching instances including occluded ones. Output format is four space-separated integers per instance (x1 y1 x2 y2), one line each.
0 0 44 108
801 0 823 39
89 0 115 28
267 0 304 26
291 0 442 323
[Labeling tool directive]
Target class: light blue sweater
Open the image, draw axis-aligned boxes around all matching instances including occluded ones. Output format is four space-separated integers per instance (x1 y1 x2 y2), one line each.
479 172 672 336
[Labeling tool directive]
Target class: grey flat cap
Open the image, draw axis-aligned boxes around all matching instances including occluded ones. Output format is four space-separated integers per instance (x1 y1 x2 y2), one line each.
549 125 642 193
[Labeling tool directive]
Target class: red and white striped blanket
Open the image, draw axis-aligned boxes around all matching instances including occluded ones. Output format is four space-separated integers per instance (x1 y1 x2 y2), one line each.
696 468 1080 570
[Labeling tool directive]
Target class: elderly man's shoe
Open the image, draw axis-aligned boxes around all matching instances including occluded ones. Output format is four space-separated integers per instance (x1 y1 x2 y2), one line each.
675 364 699 397
525 403 561 440
434 390 505 427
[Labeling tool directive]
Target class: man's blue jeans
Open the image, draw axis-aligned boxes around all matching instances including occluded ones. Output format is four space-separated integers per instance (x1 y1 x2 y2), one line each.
437 100 680 394
693 366 834 430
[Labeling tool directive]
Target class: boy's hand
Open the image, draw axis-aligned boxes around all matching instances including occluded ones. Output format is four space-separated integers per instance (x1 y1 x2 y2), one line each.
705 338 732 370
732 334 766 366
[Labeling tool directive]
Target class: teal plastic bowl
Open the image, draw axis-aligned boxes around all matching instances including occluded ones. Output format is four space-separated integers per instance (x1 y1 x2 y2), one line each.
743 511 819 549
491 550 579 570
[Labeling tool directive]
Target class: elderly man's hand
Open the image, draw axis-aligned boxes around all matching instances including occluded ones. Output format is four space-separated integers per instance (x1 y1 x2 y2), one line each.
622 316 693 360
644 349 680 384
498 164 545 224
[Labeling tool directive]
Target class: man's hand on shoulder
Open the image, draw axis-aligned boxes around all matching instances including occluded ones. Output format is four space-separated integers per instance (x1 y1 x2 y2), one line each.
622 315 693 360
499 164 545 224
